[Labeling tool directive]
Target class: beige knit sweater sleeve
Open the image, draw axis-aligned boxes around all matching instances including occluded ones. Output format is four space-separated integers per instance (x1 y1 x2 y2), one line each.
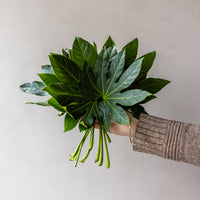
133 113 200 167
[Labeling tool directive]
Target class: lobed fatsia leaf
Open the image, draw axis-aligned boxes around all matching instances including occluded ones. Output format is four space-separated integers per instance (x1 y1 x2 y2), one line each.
123 38 138 70
107 89 151 106
134 78 171 94
71 37 97 71
107 58 143 95
20 81 48 96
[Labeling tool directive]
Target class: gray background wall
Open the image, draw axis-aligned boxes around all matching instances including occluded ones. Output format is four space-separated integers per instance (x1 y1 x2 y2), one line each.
1 0 200 199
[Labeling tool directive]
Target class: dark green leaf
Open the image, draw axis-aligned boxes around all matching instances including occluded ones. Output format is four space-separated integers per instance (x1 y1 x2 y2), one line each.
49 53 80 84
20 81 48 96
128 104 148 119
62 48 69 57
79 121 88 132
93 42 98 54
123 38 138 70
134 78 171 94
135 51 156 82
38 73 60 85
44 83 83 106
71 37 97 70
103 36 115 49
139 94 157 104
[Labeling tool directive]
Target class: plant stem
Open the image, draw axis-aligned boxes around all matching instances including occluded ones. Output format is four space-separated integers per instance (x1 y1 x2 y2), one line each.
95 126 101 162
103 128 110 168
105 131 111 143
98 125 103 166
69 129 90 161
74 129 90 167
80 126 94 163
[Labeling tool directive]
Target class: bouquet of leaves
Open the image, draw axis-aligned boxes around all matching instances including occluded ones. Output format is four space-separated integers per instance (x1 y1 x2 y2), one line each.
20 36 170 168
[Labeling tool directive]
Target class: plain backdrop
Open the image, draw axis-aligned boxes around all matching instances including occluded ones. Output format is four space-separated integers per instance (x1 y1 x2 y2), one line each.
1 0 200 199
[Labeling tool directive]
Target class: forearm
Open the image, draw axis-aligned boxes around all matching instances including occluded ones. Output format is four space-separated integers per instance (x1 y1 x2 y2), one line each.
132 113 200 167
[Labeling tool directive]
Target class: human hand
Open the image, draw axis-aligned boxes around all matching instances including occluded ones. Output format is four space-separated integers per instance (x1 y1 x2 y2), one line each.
94 112 138 137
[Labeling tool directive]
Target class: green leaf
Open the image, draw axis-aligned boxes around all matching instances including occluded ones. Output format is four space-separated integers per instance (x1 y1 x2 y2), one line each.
106 46 117 63
128 104 148 119
139 94 157 104
20 81 48 96
93 42 98 54
41 65 54 74
25 101 49 106
105 49 125 95
38 73 60 85
81 101 97 127
107 58 143 95
44 83 83 106
107 89 151 106
64 112 79 132
49 53 80 84
123 38 138 70
71 37 97 70
134 78 171 94
62 48 69 57
94 47 109 95
103 36 115 49
48 97 66 112
79 121 88 132
105 100 129 124
135 51 156 82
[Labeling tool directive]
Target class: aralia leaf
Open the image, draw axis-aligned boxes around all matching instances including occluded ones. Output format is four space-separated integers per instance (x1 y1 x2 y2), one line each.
62 48 69 57
44 83 83 106
64 113 79 132
48 97 66 112
133 78 171 94
38 73 60 85
41 65 54 74
107 89 151 106
49 53 80 84
105 49 125 94
94 47 109 95
103 36 115 49
128 104 148 119
123 38 138 70
135 51 156 82
105 101 129 124
106 58 143 95
25 101 49 106
20 81 48 96
71 37 97 70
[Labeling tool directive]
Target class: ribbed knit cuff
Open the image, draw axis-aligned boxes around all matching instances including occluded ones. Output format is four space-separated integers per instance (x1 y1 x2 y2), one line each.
133 113 184 161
